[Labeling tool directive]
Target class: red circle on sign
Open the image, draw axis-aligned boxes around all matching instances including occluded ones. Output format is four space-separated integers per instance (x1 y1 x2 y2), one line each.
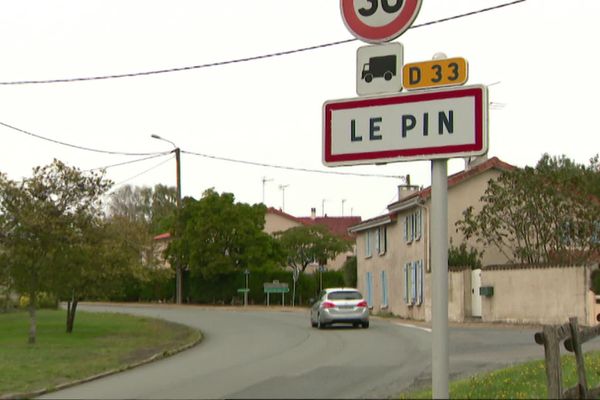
340 0 422 43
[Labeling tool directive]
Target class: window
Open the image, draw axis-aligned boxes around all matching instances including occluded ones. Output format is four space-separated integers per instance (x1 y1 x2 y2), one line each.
404 260 424 306
381 270 388 308
328 291 362 300
365 231 372 258
374 228 380 254
378 226 387 255
415 209 422 241
403 262 412 305
366 272 373 307
404 215 413 243
414 260 424 305
404 209 423 244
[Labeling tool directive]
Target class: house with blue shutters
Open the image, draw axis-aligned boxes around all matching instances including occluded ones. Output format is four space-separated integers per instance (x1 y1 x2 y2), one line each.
348 157 514 322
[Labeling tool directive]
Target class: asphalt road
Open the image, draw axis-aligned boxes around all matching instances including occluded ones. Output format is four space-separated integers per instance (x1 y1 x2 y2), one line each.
40 303 549 399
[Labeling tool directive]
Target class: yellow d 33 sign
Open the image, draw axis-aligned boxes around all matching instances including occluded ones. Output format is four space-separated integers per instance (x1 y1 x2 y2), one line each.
402 57 468 90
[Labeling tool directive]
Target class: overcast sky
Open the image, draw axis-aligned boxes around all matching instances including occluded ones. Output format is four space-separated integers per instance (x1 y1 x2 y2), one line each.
1 0 598 221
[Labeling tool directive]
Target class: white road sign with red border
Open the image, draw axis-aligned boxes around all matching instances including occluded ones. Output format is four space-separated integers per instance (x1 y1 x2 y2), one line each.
322 85 489 166
340 0 423 43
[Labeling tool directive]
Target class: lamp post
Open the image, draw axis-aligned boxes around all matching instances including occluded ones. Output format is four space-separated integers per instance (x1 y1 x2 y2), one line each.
244 269 250 307
151 134 182 304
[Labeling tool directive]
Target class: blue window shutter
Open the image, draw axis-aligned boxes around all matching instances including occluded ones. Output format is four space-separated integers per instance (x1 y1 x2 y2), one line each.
381 270 388 307
410 261 417 304
366 272 373 307
403 264 409 304
416 260 424 305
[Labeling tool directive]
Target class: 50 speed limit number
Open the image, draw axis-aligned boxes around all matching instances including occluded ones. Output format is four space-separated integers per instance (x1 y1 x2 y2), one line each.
341 0 423 43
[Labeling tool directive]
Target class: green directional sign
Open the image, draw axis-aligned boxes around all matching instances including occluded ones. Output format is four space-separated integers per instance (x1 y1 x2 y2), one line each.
264 287 289 294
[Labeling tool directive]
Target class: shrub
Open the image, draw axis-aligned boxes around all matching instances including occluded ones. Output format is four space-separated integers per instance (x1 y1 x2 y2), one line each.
19 292 58 309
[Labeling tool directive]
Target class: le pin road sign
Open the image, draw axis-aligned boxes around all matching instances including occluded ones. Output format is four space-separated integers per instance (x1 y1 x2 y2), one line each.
341 0 423 43
322 85 489 166
403 57 469 90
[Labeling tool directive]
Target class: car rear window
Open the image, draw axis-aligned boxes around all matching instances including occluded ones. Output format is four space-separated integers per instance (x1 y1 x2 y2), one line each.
328 291 362 300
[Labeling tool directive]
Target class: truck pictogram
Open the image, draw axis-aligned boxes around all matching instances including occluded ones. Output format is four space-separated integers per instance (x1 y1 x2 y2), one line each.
361 55 397 83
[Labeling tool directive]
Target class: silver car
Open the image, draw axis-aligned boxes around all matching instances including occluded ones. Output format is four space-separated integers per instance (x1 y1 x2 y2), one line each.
310 288 369 329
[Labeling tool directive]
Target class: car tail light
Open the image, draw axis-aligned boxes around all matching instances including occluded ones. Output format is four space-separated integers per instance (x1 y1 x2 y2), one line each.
322 301 336 309
357 300 368 308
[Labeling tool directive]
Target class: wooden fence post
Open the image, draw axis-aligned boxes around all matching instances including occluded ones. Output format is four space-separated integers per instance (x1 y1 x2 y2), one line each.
542 325 564 399
569 317 588 399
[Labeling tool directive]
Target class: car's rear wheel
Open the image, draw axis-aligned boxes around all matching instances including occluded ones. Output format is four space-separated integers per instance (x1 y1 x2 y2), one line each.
317 314 326 329
362 321 370 329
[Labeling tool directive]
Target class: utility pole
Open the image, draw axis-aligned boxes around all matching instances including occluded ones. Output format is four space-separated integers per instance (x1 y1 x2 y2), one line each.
151 134 183 305
279 184 289 211
321 198 327 217
341 199 346 216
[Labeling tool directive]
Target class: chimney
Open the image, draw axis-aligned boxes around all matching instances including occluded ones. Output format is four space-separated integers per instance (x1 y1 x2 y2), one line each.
310 207 316 220
398 184 420 201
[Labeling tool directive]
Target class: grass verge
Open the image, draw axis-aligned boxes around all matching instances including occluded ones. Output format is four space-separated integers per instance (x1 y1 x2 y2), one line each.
400 350 600 399
0 309 201 397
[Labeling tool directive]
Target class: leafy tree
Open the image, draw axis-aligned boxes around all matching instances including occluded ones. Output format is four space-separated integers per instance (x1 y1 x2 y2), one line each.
275 224 351 274
456 154 600 265
108 184 177 235
59 214 155 333
342 256 357 287
275 224 351 305
166 189 284 280
0 160 111 342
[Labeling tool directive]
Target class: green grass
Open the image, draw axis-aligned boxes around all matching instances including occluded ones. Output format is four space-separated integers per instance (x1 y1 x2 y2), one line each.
400 351 600 399
0 309 201 396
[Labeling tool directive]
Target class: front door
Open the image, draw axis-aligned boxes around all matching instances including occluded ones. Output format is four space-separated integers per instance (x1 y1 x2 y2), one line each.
471 269 482 318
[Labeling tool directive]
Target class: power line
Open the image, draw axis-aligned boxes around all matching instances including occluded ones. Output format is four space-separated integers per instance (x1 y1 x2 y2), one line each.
0 120 169 156
0 1 527 86
0 119 404 179
111 154 175 187
182 150 405 180
83 153 171 172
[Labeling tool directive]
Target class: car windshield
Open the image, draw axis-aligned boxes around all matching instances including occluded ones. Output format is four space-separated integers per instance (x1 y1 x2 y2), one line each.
328 291 362 300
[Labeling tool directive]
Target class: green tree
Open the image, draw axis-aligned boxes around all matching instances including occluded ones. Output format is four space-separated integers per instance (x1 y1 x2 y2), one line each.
276 224 351 274
275 224 351 304
108 184 177 235
448 239 482 269
342 256 357 287
166 189 283 280
456 154 600 265
0 160 111 342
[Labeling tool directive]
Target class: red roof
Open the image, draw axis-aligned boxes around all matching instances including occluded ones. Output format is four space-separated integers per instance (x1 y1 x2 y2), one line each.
267 207 361 240
298 216 362 240
391 156 515 205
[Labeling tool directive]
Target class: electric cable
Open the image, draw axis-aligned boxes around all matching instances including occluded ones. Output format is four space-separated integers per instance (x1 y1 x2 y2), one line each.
111 154 175 187
0 1 527 86
182 150 405 180
83 153 172 172
0 120 170 156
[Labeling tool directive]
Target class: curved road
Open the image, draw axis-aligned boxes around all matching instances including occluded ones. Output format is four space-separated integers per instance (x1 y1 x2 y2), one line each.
41 304 546 399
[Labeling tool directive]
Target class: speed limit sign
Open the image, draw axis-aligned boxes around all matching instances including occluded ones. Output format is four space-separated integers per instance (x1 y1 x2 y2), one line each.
340 0 422 43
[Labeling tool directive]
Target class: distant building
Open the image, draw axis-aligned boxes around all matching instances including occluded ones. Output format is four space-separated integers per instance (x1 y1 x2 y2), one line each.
265 207 361 273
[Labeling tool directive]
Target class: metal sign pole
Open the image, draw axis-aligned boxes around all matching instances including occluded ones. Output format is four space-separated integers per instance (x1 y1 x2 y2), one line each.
431 159 449 398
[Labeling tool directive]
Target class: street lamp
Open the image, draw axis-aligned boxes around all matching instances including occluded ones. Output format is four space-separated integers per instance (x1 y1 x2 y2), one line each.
151 134 182 304
243 269 250 307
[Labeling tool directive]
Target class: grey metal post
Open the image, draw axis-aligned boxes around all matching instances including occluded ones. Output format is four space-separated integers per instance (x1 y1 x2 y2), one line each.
174 147 182 305
431 159 449 398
